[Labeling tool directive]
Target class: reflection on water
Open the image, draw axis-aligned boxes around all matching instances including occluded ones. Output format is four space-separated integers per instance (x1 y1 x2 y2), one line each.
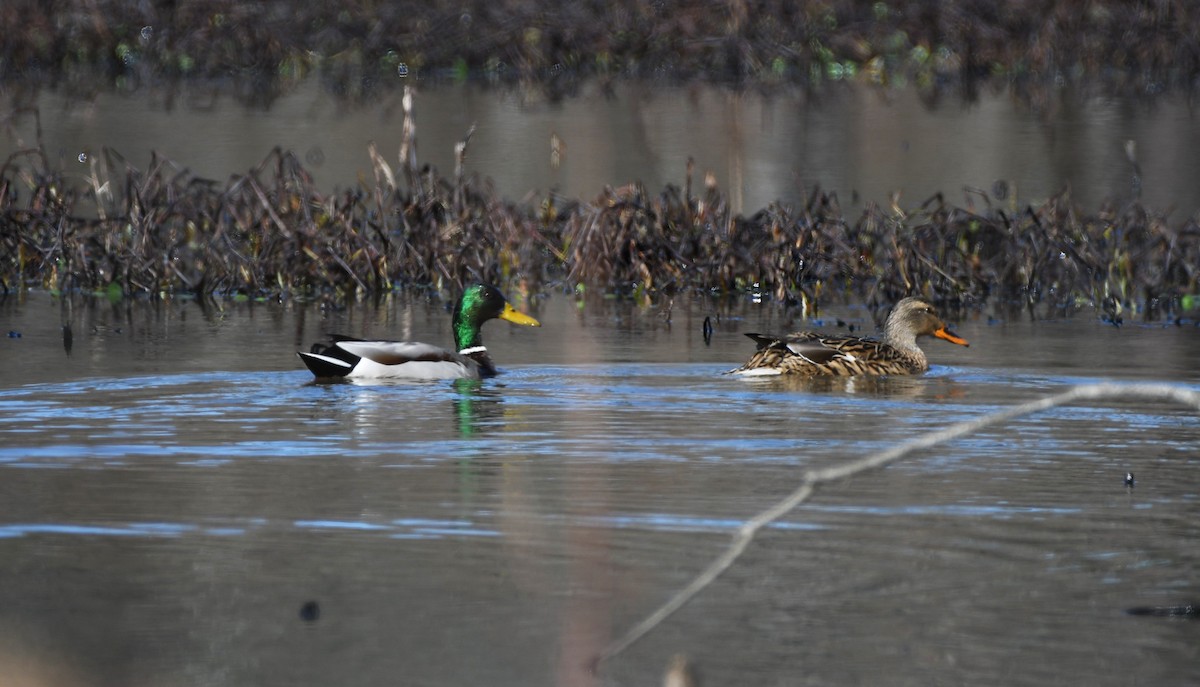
730 369 964 398
1 292 1199 685
4 80 1200 216
450 379 506 438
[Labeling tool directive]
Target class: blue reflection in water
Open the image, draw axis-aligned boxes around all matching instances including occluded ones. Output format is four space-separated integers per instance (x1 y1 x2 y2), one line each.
0 499 1087 542
0 368 1196 560
0 522 197 538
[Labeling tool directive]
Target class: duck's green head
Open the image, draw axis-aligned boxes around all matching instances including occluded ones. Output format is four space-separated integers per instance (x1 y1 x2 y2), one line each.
452 284 541 352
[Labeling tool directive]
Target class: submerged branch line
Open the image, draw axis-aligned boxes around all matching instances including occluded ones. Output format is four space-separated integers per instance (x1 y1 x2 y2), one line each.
593 383 1200 667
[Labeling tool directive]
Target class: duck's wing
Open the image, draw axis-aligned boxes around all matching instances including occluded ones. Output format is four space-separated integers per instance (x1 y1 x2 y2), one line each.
734 331 894 375
778 332 858 365
333 340 478 380
742 331 847 365
734 332 830 373
797 333 889 363
334 340 464 366
796 333 926 374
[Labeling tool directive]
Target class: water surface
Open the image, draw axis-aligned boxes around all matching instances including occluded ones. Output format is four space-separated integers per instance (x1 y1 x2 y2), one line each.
5 80 1199 215
1 291 1198 686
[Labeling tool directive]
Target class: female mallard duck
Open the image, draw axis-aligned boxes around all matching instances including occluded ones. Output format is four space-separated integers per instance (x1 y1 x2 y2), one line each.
298 284 540 380
730 296 969 376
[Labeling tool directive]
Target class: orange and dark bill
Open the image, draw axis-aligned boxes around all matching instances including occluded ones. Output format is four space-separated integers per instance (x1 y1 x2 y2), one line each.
934 327 969 347
499 302 541 327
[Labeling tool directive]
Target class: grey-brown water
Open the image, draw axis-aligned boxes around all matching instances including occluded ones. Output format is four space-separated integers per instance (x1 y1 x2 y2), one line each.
7 80 1200 215
1 290 1199 686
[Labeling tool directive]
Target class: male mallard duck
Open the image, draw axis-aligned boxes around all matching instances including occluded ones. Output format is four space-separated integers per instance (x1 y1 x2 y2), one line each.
730 296 969 376
298 284 540 380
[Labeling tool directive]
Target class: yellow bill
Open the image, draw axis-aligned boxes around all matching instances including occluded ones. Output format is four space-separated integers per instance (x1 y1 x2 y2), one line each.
499 302 541 327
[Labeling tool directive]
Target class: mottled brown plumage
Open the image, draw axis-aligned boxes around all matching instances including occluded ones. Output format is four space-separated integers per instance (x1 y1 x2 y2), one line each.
730 297 969 376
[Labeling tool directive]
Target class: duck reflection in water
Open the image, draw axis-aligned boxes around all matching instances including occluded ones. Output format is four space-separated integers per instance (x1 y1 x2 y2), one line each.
745 372 949 397
451 378 506 438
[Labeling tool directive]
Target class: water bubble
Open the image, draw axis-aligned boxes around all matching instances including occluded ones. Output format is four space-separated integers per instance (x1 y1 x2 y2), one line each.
140 25 153 43
305 146 325 166
397 62 409 78
77 152 88 163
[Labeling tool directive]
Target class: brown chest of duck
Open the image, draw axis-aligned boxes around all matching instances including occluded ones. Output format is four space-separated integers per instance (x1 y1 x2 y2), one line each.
730 297 969 377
